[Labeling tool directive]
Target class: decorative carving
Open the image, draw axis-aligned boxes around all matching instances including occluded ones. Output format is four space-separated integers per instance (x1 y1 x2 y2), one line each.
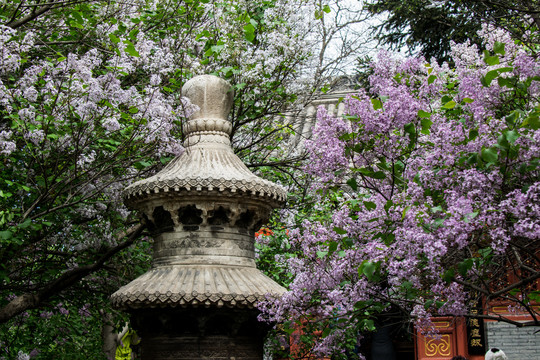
112 266 284 309
124 177 286 206
425 334 451 357
178 205 203 231
152 206 174 234
208 206 230 226
112 75 286 313
182 118 232 136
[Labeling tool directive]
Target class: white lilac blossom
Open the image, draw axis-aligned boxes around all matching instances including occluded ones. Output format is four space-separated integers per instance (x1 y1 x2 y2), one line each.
0 130 15 155
16 351 30 360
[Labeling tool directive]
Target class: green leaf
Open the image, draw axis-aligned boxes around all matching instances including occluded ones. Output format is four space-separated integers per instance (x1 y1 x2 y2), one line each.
458 258 474 276
328 241 338 253
19 219 32 229
483 51 500 66
133 161 152 170
371 171 385 179
323 4 331 13
466 153 478 165
333 227 347 235
69 20 84 29
128 28 139 40
497 134 510 150
481 147 498 163
469 129 479 141
442 100 456 109
506 111 519 127
404 122 415 136
384 199 393 212
359 319 376 331
427 74 437 84
498 77 511 87
493 41 506 55
483 69 499 86
420 118 432 135
506 130 519 144
124 43 140 57
462 98 474 104
71 10 84 24
0 231 12 240
524 112 540 130
527 291 540 302
442 269 455 283
317 251 328 258
371 98 382 110
109 34 121 43
243 23 256 43
402 206 411 220
346 177 358 191
418 110 431 118
321 327 331 338
464 211 479 223
359 260 377 281
478 247 492 259
282 325 295 335
363 201 376 210
435 300 445 309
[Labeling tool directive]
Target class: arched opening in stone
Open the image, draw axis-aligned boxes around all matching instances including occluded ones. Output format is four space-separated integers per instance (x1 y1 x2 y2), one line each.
142 213 157 233
236 210 255 230
152 206 174 233
208 206 229 226
178 205 202 231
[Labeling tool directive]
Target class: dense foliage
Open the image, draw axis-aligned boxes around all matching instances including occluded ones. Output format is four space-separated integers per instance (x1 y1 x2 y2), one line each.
260 25 540 359
365 0 540 63
0 0 338 357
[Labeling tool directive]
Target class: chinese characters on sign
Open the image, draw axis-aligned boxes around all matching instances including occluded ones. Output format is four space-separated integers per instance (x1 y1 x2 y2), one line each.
466 307 486 355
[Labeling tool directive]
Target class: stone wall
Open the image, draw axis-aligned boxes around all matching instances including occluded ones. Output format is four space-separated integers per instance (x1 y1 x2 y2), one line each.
486 321 540 359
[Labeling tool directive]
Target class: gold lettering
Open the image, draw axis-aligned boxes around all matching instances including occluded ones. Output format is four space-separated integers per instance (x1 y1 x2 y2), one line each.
470 339 482 347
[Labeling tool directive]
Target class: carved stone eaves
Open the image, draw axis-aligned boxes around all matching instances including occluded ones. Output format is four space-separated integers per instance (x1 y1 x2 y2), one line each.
111 265 285 310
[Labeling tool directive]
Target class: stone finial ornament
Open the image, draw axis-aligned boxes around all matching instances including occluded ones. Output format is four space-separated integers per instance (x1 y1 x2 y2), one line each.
111 75 287 310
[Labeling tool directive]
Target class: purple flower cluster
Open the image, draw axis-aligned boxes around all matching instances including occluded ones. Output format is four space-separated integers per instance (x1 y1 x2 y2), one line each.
260 27 540 356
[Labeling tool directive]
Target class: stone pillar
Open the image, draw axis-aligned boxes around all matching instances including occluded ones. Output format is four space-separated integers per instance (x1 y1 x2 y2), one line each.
111 75 286 359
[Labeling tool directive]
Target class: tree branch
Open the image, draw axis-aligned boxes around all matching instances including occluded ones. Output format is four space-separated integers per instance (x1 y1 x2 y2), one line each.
6 1 55 29
0 223 145 324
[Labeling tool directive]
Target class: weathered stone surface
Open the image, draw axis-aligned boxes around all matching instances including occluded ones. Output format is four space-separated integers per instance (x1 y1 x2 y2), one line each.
123 75 286 209
111 265 285 309
111 74 286 311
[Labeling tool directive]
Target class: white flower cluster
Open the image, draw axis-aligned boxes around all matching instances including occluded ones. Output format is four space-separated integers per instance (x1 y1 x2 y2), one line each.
0 130 15 155
0 25 34 75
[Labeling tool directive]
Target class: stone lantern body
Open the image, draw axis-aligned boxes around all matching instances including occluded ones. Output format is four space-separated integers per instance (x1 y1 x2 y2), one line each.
111 75 286 359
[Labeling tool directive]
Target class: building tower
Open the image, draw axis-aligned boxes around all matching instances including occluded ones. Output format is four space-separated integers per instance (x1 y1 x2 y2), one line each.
111 75 286 359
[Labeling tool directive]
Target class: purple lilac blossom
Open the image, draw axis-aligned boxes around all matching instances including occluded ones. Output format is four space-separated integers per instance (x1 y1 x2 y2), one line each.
259 27 540 357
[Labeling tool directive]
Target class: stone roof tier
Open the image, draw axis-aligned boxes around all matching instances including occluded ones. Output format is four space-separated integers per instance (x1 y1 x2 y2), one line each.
112 75 287 310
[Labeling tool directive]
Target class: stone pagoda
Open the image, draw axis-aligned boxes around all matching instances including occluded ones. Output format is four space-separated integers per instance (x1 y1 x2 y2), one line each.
111 75 287 359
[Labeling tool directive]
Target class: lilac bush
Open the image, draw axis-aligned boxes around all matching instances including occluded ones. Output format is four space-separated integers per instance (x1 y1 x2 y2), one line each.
260 25 540 358
0 0 326 357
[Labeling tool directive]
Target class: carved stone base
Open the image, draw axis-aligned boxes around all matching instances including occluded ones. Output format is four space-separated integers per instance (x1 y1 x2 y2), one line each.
130 308 268 360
